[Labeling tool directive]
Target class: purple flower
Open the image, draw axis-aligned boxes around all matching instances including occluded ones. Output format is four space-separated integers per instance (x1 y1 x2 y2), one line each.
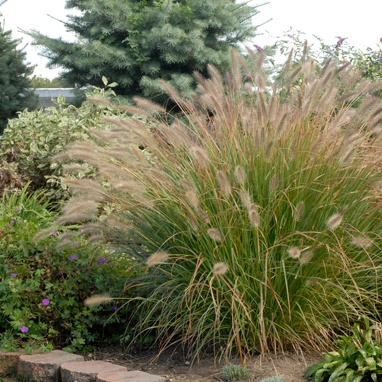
75 242 81 246
361 70 366 74
245 74 252 80
10 220 15 224
254 44 264 53
98 258 106 263
17 207 21 212
6 224 11 229
336 36 347 47
107 260 112 263
70 255 78 260
11 273 18 277
52 232 58 236
20 326 28 333
111 306 119 311
380 37 382 43
42 299 50 306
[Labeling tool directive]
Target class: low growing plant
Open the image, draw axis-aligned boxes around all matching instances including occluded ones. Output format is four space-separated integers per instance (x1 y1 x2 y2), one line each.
0 186 134 353
48 49 382 359
304 317 382 382
221 363 250 381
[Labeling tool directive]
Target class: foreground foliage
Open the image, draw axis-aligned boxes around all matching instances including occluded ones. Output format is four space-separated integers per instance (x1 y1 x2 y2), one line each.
48 50 382 358
0 187 131 353
305 318 382 382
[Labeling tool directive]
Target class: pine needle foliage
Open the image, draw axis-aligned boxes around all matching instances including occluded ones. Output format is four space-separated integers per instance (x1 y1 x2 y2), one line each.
51 49 382 359
27 0 262 103
0 14 38 133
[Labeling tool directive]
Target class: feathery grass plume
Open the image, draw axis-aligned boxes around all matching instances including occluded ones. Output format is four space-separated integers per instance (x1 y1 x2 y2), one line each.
185 190 199 210
239 189 252 210
248 204 260 228
179 179 194 190
269 175 279 195
295 201 305 222
84 294 114 307
207 228 221 243
106 219 133 230
288 247 301 259
234 166 246 185
56 240 74 249
351 237 373 248
341 148 356 165
62 179 107 197
300 252 314 265
190 146 209 167
150 170 168 183
217 170 231 196
188 213 199 231
213 262 228 275
62 164 89 173
87 234 104 243
326 213 343 230
146 251 169 267
61 198 99 218
33 226 58 241
113 181 146 194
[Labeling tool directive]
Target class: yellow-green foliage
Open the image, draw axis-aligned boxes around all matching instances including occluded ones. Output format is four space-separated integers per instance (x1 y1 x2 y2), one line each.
48 49 382 358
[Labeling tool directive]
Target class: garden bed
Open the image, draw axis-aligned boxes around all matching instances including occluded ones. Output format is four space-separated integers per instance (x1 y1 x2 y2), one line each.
80 346 321 382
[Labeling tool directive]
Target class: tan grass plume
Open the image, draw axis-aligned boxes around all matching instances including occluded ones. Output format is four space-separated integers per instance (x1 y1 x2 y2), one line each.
84 294 114 307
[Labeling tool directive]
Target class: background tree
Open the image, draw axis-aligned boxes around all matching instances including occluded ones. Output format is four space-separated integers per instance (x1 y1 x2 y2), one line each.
30 75 70 88
28 0 264 103
0 15 38 134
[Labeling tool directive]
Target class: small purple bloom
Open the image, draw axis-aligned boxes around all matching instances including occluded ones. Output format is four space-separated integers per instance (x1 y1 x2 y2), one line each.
336 36 347 47
20 326 28 333
17 207 21 212
246 74 252 80
380 37 382 43
52 232 58 236
111 306 119 311
70 255 78 260
7 224 11 229
74 242 81 246
361 70 366 74
11 273 18 277
107 260 112 263
98 258 106 263
254 44 264 52
287 34 293 38
10 220 15 224
42 299 50 306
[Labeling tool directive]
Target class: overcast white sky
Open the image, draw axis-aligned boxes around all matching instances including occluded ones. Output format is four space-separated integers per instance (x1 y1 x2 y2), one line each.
1 0 381 79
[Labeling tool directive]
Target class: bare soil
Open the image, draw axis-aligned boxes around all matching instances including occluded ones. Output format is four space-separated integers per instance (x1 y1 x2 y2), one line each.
81 346 322 382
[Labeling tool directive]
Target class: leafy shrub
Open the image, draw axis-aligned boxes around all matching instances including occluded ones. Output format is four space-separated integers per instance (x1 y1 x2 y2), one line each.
49 49 382 359
0 84 124 200
305 317 382 382
221 363 250 381
0 187 133 353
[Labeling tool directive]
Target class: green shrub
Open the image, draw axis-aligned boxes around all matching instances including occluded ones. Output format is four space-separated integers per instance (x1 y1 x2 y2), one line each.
0 187 133 353
305 317 382 382
0 84 124 200
221 363 250 381
50 50 382 358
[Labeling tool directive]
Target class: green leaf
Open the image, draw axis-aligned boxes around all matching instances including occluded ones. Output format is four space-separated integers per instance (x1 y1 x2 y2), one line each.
328 363 349 382
102 76 108 86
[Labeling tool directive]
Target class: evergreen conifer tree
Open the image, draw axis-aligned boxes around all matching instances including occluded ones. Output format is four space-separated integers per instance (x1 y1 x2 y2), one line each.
28 0 263 102
0 18 38 134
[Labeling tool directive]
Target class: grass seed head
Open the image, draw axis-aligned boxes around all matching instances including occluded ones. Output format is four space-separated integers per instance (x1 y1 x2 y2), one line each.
84 294 114 307
351 236 373 248
288 247 301 259
207 228 222 243
213 262 229 275
248 204 260 227
326 213 343 230
146 251 170 267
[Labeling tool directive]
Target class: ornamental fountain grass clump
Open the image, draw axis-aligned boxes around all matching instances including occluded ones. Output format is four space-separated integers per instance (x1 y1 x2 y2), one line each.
44 48 382 360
